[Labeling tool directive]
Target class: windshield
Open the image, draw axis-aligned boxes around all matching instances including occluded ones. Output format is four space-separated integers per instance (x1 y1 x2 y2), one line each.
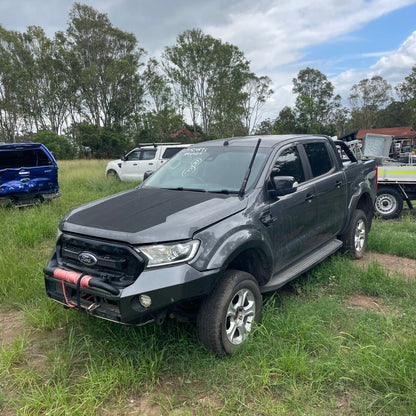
143 145 268 193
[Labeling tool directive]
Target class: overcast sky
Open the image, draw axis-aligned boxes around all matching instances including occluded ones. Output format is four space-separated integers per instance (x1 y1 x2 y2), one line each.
2 0 416 121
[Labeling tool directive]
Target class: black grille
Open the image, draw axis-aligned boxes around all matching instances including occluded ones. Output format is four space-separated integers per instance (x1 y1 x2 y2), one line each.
57 233 145 288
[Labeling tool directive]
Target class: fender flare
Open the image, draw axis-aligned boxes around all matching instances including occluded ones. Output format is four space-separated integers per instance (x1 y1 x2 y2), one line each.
204 227 273 283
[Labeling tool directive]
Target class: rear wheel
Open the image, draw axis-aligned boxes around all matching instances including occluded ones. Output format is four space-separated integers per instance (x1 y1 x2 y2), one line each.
340 209 368 259
375 187 403 219
197 269 262 355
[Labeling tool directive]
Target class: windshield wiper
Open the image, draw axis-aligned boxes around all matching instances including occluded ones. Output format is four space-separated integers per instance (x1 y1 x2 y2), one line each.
209 189 239 195
165 187 207 192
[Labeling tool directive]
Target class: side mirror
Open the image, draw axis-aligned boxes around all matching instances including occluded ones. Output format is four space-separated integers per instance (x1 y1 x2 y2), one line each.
121 155 126 161
143 170 153 181
269 176 297 197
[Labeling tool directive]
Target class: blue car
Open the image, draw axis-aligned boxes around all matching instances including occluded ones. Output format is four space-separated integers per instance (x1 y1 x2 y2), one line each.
0 142 61 207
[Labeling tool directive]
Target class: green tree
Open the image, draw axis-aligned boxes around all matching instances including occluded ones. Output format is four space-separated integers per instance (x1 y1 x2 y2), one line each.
273 106 299 134
254 118 273 135
163 29 251 137
375 101 413 128
396 66 416 127
140 59 185 140
74 122 132 158
125 110 184 144
242 75 273 135
292 67 336 133
67 3 145 127
349 75 392 129
144 59 174 113
0 26 21 141
32 130 76 159
18 27 75 135
326 95 350 137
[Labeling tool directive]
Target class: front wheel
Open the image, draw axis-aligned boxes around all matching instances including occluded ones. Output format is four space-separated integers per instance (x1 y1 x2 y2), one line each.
106 170 120 180
197 269 262 356
340 209 368 259
374 187 403 219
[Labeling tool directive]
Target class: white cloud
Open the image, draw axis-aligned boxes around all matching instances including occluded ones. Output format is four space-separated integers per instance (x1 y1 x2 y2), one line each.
371 31 416 79
204 0 415 73
332 30 416 104
2 0 416 122
199 0 416 120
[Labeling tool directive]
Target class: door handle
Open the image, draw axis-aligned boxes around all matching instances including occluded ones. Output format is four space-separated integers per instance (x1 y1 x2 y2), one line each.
305 193 314 203
335 180 343 188
148 163 154 165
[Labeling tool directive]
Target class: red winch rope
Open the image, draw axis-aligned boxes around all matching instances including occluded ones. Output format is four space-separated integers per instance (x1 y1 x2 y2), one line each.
54 268 94 309
61 279 75 308
53 268 93 288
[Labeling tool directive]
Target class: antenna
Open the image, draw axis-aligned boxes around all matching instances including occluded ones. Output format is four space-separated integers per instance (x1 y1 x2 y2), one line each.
238 138 261 197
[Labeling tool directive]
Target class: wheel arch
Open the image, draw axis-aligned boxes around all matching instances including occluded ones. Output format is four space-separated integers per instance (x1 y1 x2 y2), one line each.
203 230 273 287
106 168 120 179
227 246 272 286
341 191 374 235
355 191 374 227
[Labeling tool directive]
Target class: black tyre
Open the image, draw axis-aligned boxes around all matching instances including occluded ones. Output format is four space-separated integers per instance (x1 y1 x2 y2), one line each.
197 269 262 356
374 187 403 219
106 170 120 180
340 209 368 259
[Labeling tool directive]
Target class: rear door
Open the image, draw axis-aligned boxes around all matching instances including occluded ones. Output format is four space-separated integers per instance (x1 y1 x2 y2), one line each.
159 146 187 169
301 140 346 244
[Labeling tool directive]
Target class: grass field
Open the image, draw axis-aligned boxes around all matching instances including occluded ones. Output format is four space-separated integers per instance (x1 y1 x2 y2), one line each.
1 160 416 415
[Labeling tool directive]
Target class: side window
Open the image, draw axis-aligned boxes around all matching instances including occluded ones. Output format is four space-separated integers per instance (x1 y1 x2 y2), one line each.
162 147 184 159
36 149 53 166
140 149 156 160
304 142 333 177
126 150 140 161
271 146 305 183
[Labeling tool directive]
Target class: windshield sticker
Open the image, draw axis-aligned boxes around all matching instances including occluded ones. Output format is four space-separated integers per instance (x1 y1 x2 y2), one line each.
182 148 208 156
182 158 202 176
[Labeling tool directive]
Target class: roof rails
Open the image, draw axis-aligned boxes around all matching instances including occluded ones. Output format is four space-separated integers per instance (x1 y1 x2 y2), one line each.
137 142 182 148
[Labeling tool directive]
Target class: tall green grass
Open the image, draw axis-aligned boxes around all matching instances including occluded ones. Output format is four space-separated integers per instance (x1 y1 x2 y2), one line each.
368 210 416 258
1 160 416 415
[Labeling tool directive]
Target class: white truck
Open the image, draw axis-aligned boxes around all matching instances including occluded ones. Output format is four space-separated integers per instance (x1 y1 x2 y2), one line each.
105 143 190 182
358 133 416 219
375 162 416 219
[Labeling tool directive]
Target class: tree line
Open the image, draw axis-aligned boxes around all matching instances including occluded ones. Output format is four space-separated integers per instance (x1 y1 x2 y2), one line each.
256 67 416 138
0 3 272 158
1 3 416 159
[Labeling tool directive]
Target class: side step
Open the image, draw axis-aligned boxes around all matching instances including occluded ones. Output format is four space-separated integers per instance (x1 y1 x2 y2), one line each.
261 239 343 294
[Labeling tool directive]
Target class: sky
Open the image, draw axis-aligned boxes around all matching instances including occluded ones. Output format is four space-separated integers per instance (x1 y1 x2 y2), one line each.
2 0 416 122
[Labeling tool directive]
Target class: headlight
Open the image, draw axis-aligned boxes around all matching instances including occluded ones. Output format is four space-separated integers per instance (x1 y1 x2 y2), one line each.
136 240 200 268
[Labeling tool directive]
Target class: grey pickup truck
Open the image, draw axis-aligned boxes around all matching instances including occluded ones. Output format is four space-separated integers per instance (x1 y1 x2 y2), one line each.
44 135 376 355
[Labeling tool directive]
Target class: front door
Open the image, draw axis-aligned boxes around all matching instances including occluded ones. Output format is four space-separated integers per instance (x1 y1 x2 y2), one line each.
265 145 318 273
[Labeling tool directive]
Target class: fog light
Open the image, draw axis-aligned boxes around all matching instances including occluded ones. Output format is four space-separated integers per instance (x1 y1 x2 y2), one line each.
139 294 152 308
